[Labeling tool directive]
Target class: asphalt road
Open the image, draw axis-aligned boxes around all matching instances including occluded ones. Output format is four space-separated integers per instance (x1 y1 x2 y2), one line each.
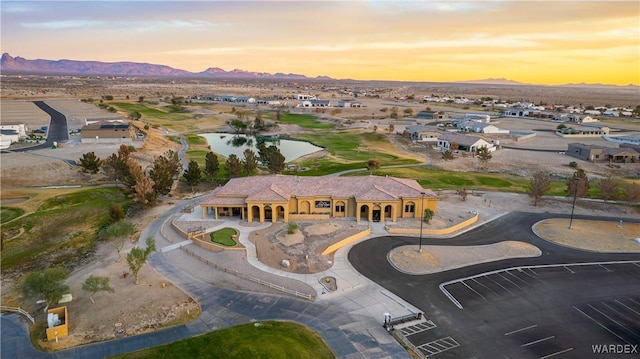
349 212 640 359
3 101 69 153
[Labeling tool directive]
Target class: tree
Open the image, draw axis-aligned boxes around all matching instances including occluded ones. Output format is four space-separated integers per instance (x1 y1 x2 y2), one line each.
476 147 492 164
528 171 551 206
403 108 414 117
387 123 395 133
390 107 399 119
595 174 619 202
138 96 145 102
225 154 242 178
566 168 590 198
204 152 220 179
423 208 434 224
450 142 459 152
242 149 258 176
82 275 114 304
109 202 126 223
457 188 468 201
19 268 69 312
99 221 136 262
130 161 156 207
442 150 454 161
102 145 132 185
128 111 142 121
78 152 102 175
624 182 640 204
227 119 247 133
373 125 378 133
183 160 202 191
149 150 182 195
267 148 286 173
366 158 381 175
126 237 156 285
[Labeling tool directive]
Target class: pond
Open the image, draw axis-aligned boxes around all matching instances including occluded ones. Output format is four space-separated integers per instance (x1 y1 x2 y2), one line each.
199 133 323 162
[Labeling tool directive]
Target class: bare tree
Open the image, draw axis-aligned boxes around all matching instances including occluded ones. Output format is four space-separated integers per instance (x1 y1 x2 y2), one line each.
99 221 136 262
528 171 551 206
442 150 454 161
566 168 590 198
595 174 619 202
457 188 468 201
624 182 640 204
130 161 156 207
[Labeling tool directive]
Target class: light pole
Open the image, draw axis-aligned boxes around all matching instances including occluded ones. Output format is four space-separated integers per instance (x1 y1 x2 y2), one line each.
568 177 578 229
418 192 425 253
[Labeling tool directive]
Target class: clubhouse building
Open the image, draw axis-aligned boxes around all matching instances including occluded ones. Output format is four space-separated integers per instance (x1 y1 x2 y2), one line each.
200 175 438 223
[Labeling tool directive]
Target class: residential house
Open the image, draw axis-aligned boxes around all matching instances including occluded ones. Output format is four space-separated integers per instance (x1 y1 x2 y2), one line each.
558 124 609 137
454 120 507 134
199 175 438 223
0 129 20 149
567 143 639 163
233 96 256 104
337 99 364 108
502 109 530 117
402 125 440 142
81 120 136 144
437 133 494 153
294 94 315 100
299 99 331 108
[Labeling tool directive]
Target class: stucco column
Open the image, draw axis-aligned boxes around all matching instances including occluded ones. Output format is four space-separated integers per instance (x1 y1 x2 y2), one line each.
259 205 265 223
247 206 254 223
368 207 373 222
380 207 385 222
356 205 361 222
201 206 206 219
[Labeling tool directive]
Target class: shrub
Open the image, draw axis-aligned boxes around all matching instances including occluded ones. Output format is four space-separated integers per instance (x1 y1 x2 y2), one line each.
287 222 298 234
569 161 578 168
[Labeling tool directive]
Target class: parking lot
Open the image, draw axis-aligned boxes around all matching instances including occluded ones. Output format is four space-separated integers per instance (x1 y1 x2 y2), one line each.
434 261 640 358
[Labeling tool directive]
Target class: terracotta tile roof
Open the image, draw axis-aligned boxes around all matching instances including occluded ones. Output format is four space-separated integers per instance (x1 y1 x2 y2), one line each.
200 175 437 206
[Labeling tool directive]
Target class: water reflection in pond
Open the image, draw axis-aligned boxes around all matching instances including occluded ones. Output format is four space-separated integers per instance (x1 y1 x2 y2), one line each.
199 133 323 162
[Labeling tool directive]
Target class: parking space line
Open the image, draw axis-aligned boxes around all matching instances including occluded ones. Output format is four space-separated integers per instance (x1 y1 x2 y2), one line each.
629 297 640 307
615 299 640 316
573 306 627 343
472 278 499 295
401 320 437 336
521 335 555 347
506 270 535 285
588 304 637 339
598 264 612 272
539 347 574 358
417 336 460 357
486 275 515 294
504 324 538 336
462 281 486 300
498 272 521 289
563 265 574 274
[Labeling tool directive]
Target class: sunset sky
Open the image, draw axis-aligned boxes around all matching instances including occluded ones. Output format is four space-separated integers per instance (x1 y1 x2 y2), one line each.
2 1 639 85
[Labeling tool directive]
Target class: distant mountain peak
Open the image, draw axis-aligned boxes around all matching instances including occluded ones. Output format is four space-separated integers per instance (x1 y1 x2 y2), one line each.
458 78 526 85
0 53 333 80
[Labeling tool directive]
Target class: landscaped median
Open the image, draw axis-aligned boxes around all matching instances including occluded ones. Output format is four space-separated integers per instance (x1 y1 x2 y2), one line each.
385 212 479 236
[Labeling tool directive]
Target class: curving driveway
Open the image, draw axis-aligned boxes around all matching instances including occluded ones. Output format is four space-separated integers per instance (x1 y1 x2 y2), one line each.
1 101 69 153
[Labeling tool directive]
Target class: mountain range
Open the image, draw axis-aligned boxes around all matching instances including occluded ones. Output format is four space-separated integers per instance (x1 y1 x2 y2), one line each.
0 53 333 80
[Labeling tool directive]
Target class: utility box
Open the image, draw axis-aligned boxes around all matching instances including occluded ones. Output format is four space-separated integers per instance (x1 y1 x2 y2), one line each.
46 306 68 341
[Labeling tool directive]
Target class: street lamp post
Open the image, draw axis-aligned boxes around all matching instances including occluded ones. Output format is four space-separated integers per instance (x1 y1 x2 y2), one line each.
568 177 578 229
418 192 425 253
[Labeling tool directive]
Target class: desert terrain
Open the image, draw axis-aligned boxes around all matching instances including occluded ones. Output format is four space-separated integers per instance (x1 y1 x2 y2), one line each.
1 76 639 352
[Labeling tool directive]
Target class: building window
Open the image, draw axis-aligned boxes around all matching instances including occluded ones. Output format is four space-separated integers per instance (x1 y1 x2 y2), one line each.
335 205 345 213
404 204 415 213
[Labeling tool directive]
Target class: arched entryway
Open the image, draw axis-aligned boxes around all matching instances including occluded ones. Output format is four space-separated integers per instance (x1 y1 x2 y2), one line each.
334 201 346 217
264 205 273 222
275 205 285 221
384 205 393 222
250 205 260 222
372 204 382 222
359 204 370 222
300 200 311 214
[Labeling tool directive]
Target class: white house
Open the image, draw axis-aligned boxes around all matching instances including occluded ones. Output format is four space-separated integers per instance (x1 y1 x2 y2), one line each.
0 129 20 149
502 109 530 117
294 94 315 100
437 133 494 153
464 113 491 122
299 99 331 108
0 123 29 137
233 96 256 104
455 120 507 134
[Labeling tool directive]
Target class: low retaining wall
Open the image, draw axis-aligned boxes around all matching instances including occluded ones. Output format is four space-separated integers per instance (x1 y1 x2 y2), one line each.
191 234 245 252
321 228 371 255
289 213 331 221
386 213 479 236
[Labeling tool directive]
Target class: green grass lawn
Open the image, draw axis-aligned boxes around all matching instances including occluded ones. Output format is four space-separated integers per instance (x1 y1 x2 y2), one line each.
110 102 191 122
1 207 25 224
278 113 335 130
0 187 130 271
345 166 569 195
110 321 335 359
210 228 238 246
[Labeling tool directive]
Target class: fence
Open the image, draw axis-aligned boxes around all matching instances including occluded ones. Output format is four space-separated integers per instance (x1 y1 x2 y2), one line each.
0 306 35 324
181 246 314 302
